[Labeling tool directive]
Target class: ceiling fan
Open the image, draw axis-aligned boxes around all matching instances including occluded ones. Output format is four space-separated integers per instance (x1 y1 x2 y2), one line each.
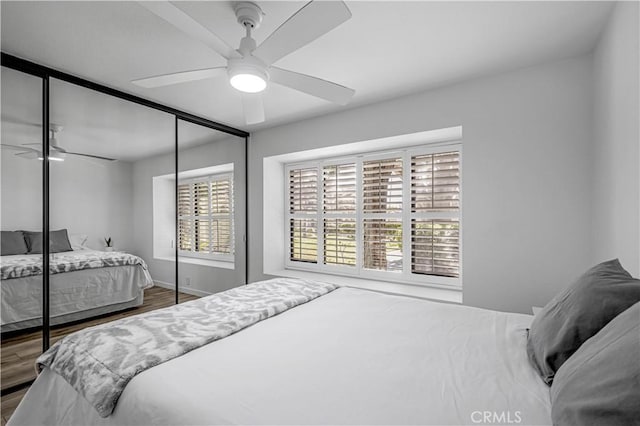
133 1 355 125
0 124 117 162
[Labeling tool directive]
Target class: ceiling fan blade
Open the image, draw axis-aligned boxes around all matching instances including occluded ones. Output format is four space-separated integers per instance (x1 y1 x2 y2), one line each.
66 152 117 162
21 140 64 149
137 1 240 60
15 151 41 160
241 94 265 125
254 1 351 65
1 144 39 152
132 67 226 88
270 67 355 105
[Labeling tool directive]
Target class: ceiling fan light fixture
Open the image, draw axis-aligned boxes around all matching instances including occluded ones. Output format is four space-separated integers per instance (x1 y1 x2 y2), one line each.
230 73 266 93
36 151 65 162
228 57 269 93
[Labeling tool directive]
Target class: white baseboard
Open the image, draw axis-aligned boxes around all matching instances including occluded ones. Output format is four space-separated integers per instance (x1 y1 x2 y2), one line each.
153 280 212 298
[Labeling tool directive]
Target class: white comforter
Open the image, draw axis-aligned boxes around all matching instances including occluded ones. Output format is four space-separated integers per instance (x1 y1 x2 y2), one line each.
9 287 551 425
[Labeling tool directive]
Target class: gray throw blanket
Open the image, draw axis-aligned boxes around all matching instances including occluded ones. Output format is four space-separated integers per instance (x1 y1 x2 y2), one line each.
36 278 337 417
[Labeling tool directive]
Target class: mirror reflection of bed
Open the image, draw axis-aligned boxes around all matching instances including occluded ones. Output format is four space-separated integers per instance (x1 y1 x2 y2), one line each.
1 74 196 391
1 229 157 334
0 73 246 393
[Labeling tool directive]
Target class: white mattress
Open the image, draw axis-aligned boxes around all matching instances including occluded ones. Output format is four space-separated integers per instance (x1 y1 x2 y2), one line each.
9 287 551 425
1 251 152 331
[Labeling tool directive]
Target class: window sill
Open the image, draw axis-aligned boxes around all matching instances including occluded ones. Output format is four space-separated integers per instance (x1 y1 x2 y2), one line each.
154 256 235 270
271 269 462 304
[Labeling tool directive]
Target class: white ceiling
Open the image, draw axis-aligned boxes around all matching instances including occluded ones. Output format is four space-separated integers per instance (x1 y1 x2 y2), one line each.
1 1 613 134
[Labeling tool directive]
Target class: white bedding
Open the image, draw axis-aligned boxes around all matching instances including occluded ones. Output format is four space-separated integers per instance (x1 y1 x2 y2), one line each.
9 287 551 425
1 250 153 331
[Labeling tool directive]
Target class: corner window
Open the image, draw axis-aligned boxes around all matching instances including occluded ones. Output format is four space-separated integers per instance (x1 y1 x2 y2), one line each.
285 145 461 288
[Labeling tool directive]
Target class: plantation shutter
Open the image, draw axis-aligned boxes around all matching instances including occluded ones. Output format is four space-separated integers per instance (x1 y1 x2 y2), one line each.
411 219 460 277
363 218 403 272
323 163 357 267
410 151 460 277
178 175 233 256
362 157 403 272
178 183 193 251
411 151 460 212
289 168 318 262
362 158 403 213
286 144 461 286
289 168 318 213
210 178 233 254
290 218 318 262
323 163 356 213
323 218 356 266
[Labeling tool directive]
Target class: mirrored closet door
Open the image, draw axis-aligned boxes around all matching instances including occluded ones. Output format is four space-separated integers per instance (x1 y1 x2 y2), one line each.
177 119 246 300
47 78 177 339
0 66 44 391
0 55 248 393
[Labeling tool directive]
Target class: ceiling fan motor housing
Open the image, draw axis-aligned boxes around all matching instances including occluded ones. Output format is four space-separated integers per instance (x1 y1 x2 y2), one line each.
228 55 269 84
234 2 264 29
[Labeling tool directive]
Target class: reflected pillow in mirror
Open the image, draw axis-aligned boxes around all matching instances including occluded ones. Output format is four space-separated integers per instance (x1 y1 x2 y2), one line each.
23 229 73 254
1 231 28 255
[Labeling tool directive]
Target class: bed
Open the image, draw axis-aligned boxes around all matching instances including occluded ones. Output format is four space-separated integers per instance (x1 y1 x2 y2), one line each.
8 280 552 425
1 249 154 333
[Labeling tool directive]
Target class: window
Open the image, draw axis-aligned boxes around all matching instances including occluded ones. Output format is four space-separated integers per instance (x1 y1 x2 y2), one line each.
178 173 233 261
286 144 461 288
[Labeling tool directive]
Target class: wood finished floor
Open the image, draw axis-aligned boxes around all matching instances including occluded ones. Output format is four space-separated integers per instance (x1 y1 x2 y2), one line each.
0 286 198 425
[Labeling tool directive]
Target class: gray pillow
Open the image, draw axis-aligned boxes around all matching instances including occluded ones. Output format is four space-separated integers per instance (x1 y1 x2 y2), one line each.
527 259 640 384
23 229 73 254
550 302 640 426
1 231 28 255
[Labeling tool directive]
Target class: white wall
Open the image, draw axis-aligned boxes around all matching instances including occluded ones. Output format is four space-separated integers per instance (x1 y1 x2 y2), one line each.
1 153 134 251
249 55 595 314
592 2 640 276
131 137 246 296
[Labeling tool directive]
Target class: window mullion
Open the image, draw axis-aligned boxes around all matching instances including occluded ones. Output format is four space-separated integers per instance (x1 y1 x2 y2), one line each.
229 176 236 255
190 183 196 253
355 157 363 275
285 167 291 263
402 151 411 278
213 179 218 253
317 165 324 266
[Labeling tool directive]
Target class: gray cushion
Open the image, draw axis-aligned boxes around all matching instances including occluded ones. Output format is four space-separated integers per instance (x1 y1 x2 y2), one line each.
23 229 73 254
1 231 28 255
550 302 640 426
527 259 640 384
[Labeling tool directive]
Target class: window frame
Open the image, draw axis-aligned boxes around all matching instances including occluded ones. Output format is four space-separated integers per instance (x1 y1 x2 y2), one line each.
178 172 234 263
284 142 462 290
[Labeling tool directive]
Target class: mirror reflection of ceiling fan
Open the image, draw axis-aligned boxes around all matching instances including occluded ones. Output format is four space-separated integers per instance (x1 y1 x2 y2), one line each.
133 1 355 125
0 124 117 162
